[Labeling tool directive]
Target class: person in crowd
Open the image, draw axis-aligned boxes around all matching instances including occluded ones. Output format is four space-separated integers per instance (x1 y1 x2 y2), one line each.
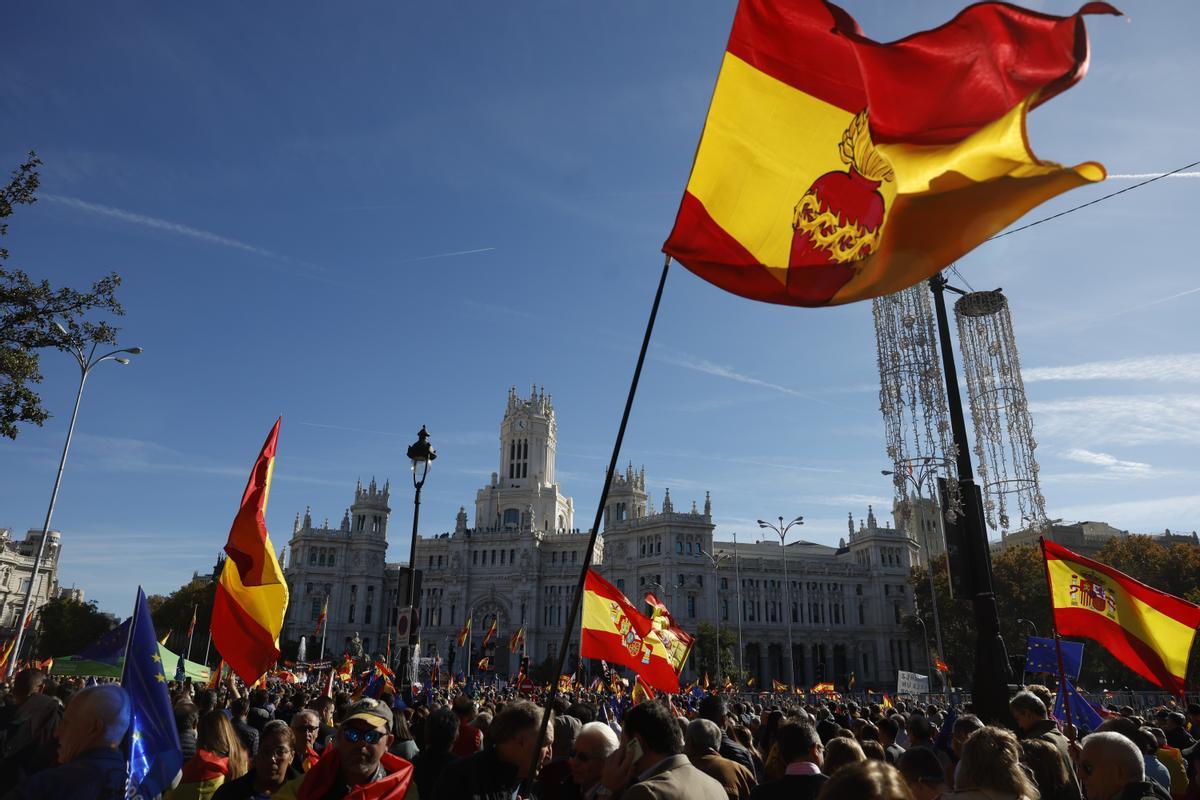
685 718 756 800
598 700 725 800
952 726 1039 800
537 714 584 800
0 668 62 785
231 698 260 759
948 713 985 788
433 699 554 799
277 698 414 800
730 725 765 780
1145 727 1187 799
750 721 825 800
311 697 336 753
1020 739 1074 800
699 696 759 778
173 710 250 800
896 745 950 800
288 710 320 773
1010 691 1081 800
1079 731 1171 800
861 739 887 761
18 684 129 800
1164 714 1195 753
568 721 619 800
816 759 914 800
1133 728 1173 794
878 717 904 765
409 707 458 800
388 712 419 761
821 736 866 777
177 704 201 762
212 720 300 800
451 694 484 756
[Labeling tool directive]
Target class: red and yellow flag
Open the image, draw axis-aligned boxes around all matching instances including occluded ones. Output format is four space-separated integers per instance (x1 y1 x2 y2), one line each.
813 682 836 694
509 626 526 654
482 617 498 648
158 629 172 647
771 678 788 693
314 596 328 637
581 570 679 694
645 592 695 675
664 0 1117 307
1043 539 1200 695
212 418 290 684
456 618 472 648
631 676 657 705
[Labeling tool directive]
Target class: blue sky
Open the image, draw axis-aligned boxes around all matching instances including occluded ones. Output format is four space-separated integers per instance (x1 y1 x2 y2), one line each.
2 1 1198 616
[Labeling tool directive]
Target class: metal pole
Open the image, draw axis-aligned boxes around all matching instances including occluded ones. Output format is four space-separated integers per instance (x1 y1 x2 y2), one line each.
710 555 721 686
186 604 197 663
319 597 327 662
8 360 88 679
203 629 212 666
401 482 422 692
779 520 796 688
929 273 1013 725
916 482 947 695
734 533 744 679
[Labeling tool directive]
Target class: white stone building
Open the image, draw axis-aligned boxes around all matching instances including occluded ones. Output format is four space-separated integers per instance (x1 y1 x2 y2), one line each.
281 386 921 688
0 528 72 636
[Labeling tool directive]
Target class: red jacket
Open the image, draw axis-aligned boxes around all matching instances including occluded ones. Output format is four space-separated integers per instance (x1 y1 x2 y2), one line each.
451 722 483 757
284 748 413 800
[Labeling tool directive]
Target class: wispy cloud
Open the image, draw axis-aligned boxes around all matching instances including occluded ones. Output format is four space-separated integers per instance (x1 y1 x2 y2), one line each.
652 347 835 406
43 194 296 263
299 422 406 438
1030 394 1200 446
397 247 494 264
1061 448 1151 473
1051 494 1200 532
1024 354 1200 383
1108 172 1200 179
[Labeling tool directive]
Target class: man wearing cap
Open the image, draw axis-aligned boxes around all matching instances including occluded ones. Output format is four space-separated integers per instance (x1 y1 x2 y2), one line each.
275 698 414 799
1163 713 1194 752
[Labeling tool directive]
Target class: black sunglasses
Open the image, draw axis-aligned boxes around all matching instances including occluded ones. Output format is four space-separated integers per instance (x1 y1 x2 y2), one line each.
342 728 384 745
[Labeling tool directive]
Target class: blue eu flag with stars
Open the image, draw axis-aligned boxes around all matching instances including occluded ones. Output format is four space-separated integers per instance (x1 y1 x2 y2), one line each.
122 587 183 799
1025 636 1084 680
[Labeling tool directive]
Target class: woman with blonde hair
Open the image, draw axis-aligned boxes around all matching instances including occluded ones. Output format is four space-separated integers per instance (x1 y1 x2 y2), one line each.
171 710 250 799
954 726 1040 800
822 736 867 777
817 759 915 800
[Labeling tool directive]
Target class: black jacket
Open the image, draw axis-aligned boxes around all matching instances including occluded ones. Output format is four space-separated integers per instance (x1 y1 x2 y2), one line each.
719 735 758 780
211 765 301 800
432 746 527 800
1113 779 1173 800
412 749 459 800
749 773 827 800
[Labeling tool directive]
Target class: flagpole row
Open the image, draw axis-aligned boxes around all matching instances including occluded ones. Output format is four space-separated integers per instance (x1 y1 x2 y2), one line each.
1039 537 1075 741
527 255 672 780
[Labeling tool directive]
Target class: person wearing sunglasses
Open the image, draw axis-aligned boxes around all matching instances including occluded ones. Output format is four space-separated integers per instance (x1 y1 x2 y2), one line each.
275 698 415 800
289 710 321 774
569 722 619 800
1078 731 1170 800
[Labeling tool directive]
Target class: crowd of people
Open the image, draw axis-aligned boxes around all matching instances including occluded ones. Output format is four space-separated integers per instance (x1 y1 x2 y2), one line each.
2 667 1200 800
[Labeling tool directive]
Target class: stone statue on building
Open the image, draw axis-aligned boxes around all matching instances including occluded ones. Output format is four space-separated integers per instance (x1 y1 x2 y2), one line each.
348 631 363 661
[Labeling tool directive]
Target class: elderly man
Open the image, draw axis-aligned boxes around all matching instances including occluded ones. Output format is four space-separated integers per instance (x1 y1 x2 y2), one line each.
1079 731 1171 800
749 721 825 800
277 698 414 799
433 699 555 799
289 709 321 773
19 684 129 799
0 668 62 786
686 718 756 800
600 701 725 800
698 696 758 778
213 720 301 799
1010 691 1081 800
569 721 619 800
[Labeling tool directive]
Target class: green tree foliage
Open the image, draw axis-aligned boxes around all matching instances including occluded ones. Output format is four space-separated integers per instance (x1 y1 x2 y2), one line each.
908 536 1200 691
148 577 217 662
0 152 125 439
36 596 117 658
694 622 742 684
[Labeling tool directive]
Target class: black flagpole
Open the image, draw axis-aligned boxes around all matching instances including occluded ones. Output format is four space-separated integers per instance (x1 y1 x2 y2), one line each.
527 255 672 778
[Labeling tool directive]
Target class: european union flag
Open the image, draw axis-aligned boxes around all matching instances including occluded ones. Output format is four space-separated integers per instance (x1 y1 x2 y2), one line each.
174 650 185 683
1024 636 1084 680
122 587 183 799
78 617 130 664
1055 676 1103 734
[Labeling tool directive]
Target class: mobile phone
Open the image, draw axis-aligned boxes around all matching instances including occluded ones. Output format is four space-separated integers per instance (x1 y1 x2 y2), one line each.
625 737 644 763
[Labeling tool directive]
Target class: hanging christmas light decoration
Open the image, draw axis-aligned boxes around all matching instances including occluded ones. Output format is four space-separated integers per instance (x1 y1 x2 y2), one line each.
873 284 959 551
953 289 1046 539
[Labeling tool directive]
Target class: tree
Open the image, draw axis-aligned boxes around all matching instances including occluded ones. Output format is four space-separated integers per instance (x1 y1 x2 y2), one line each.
908 536 1200 692
148 576 217 663
0 152 125 439
694 622 742 684
36 596 118 658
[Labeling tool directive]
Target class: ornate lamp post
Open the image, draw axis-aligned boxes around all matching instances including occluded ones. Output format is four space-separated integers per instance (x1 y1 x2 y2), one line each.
7 327 141 679
757 515 803 688
698 546 731 686
399 426 435 693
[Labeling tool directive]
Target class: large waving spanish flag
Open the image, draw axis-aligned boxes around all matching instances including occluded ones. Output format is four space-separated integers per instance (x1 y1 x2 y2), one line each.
212 418 289 684
664 1 1118 307
1043 539 1200 695
581 570 679 694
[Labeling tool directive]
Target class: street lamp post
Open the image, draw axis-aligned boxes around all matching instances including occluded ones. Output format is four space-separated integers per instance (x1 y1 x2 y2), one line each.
399 426 436 695
732 533 744 679
883 458 950 694
757 515 804 689
908 610 932 686
698 546 731 686
7 327 141 679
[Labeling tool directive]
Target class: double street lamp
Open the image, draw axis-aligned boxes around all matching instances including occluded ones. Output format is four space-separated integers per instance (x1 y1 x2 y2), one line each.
757 515 803 689
7 326 142 679
698 546 732 686
399 426 435 693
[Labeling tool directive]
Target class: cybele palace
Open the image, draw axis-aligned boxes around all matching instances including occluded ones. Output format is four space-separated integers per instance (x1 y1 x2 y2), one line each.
281 386 921 688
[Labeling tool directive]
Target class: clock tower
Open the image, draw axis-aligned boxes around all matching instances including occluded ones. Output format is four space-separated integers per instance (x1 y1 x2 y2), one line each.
474 386 574 533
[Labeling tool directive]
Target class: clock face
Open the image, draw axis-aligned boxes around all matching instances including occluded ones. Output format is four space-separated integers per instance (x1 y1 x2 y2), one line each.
517 420 526 429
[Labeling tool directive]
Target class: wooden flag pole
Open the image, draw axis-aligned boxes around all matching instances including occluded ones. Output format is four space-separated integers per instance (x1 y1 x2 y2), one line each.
1039 537 1075 740
528 255 672 779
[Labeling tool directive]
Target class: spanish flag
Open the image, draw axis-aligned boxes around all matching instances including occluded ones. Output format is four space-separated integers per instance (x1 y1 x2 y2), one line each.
1043 539 1200 695
509 626 526 654
813 682 836 694
581 570 679 694
211 419 289 684
631 677 657 705
482 616 498 648
456 618 472 648
314 595 328 637
664 1 1117 307
772 678 788 692
645 593 696 675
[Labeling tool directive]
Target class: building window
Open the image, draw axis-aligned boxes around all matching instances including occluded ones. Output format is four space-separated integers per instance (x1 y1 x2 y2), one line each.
348 605 356 623
311 598 321 620
318 550 326 566
364 605 373 624
572 551 577 564
327 551 335 566
500 550 506 565
472 551 478 565
676 537 683 554
721 599 729 621
306 583 312 594
720 577 728 590
687 596 696 618
617 579 625 592
308 549 316 565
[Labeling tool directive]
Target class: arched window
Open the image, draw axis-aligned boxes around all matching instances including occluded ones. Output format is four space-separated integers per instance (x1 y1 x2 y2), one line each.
308 548 316 566
327 550 335 566
676 537 683 554
502 508 520 528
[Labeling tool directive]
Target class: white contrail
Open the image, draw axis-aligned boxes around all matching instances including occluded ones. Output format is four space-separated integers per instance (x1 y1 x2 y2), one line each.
399 247 495 263
44 193 291 261
1108 172 1200 179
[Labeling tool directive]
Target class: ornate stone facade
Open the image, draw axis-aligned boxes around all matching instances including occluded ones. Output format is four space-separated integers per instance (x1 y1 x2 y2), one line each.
0 528 71 636
281 386 922 688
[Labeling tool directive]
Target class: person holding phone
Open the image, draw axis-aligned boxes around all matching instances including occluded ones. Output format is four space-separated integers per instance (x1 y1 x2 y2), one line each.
600 701 725 800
